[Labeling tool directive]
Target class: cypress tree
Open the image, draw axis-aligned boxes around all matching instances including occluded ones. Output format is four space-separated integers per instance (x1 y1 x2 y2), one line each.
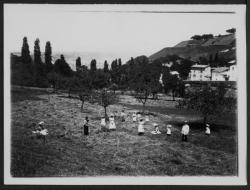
45 41 53 72
21 37 31 64
34 38 42 65
104 60 109 73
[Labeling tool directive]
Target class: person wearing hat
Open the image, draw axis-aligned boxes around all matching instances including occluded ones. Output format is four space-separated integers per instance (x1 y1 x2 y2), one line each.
83 116 89 136
151 123 161 134
205 123 211 136
101 116 106 129
132 112 137 122
145 115 150 122
181 120 190 142
138 118 145 135
109 114 116 131
166 124 172 136
121 109 126 122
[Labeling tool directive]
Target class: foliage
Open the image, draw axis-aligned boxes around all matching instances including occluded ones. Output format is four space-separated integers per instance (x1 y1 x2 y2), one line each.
45 41 53 73
178 84 236 124
226 28 236 34
54 55 73 77
96 88 118 118
104 60 109 73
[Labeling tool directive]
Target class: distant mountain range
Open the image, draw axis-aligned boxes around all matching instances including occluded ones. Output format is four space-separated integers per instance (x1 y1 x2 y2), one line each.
149 34 236 63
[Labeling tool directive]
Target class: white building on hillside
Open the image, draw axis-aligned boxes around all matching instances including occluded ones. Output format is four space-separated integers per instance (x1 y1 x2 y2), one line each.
228 64 237 81
189 65 211 81
211 67 229 81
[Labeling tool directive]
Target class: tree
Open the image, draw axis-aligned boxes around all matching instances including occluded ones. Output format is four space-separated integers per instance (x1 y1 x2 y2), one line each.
34 38 48 87
34 38 42 65
109 83 118 94
132 63 160 113
226 28 236 34
76 57 81 72
191 35 202 40
97 88 118 119
45 41 53 73
21 37 32 64
162 69 179 101
90 59 97 72
79 90 90 112
104 60 109 73
178 84 236 124
54 55 73 77
66 76 80 97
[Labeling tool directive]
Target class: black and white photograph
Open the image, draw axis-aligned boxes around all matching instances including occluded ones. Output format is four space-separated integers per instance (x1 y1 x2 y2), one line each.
4 4 247 185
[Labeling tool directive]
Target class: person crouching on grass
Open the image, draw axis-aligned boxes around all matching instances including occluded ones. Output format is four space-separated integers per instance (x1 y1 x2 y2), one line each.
32 121 48 143
83 116 89 136
205 123 211 136
181 120 190 142
109 114 116 131
138 118 145 136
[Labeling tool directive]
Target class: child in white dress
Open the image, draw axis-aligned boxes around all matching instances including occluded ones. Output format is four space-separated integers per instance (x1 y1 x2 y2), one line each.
181 121 190 141
109 114 116 131
132 112 137 122
101 116 106 128
166 124 172 136
138 118 145 135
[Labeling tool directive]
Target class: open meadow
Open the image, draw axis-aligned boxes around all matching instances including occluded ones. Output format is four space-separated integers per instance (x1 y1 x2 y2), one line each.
11 86 237 177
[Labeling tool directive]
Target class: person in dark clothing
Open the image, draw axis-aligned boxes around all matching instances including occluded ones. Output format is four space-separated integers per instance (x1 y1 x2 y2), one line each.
83 116 89 136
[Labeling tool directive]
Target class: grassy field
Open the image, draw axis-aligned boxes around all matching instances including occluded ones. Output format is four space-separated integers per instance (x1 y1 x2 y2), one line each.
10 87 237 177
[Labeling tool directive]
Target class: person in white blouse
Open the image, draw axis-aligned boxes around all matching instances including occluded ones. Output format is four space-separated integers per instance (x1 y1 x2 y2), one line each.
132 112 137 122
181 121 190 142
138 118 145 135
205 123 211 136
109 114 116 131
101 116 106 129
166 124 172 136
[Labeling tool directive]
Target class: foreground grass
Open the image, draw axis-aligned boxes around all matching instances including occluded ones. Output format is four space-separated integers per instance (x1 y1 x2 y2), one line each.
11 88 237 176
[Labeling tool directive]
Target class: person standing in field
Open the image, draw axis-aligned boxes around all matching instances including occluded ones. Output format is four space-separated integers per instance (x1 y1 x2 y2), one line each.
101 116 106 129
121 109 126 122
109 114 116 131
205 124 211 136
83 116 89 136
132 112 137 122
181 121 190 141
138 118 145 135
166 124 172 136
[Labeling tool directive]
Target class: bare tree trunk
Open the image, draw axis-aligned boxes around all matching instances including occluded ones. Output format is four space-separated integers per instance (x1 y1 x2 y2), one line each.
104 106 107 120
172 90 175 101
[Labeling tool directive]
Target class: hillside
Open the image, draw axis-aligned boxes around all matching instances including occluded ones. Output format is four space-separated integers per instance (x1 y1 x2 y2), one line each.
149 34 236 62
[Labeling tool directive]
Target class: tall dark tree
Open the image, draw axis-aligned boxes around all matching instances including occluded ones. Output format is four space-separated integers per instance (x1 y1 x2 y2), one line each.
45 41 53 73
34 38 42 65
76 57 81 72
118 58 122 67
104 60 109 73
90 59 97 72
21 37 31 64
54 54 73 77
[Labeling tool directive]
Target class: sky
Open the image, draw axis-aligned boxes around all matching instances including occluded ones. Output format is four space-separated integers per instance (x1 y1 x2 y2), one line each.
4 4 240 65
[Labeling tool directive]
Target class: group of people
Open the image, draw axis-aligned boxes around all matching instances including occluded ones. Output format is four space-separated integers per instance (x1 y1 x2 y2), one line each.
82 110 211 141
32 109 211 143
